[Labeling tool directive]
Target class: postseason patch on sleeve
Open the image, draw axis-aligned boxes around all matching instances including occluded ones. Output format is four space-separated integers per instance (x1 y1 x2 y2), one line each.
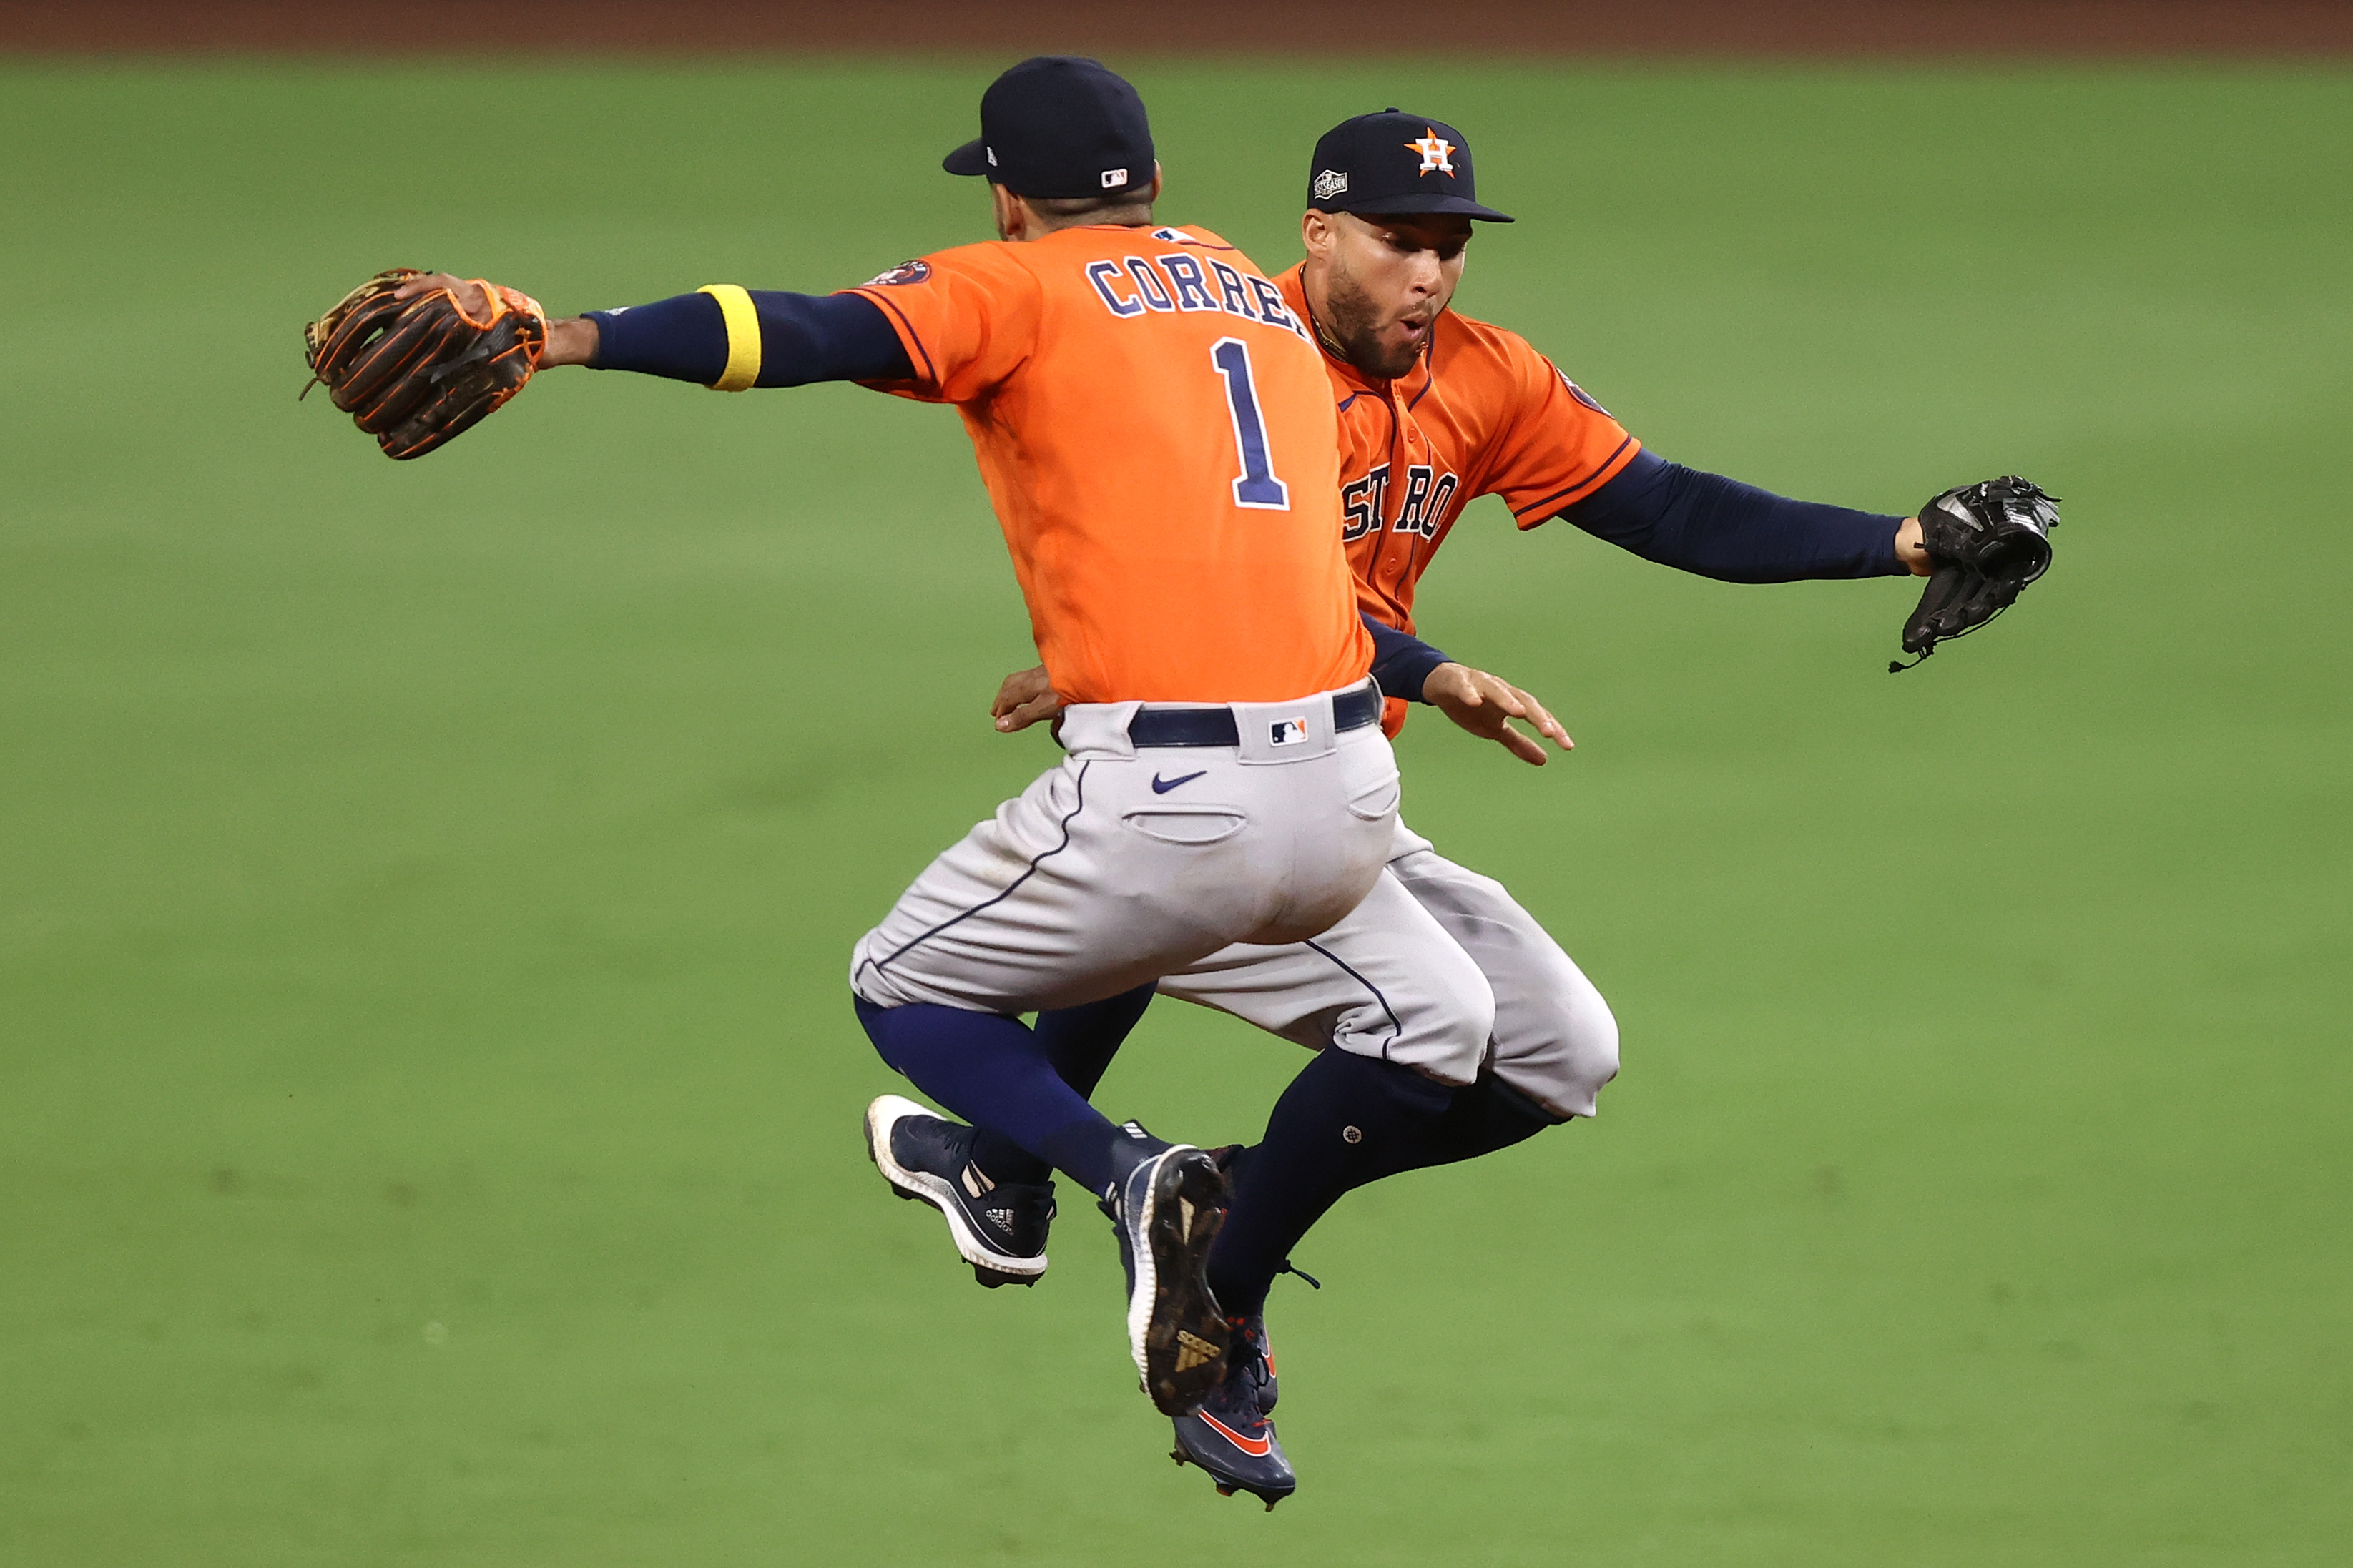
863 259 932 287
1561 369 1610 415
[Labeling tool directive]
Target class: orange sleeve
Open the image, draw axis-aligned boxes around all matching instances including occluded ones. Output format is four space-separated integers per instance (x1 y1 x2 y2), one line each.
845 242 1043 405
1475 330 1641 529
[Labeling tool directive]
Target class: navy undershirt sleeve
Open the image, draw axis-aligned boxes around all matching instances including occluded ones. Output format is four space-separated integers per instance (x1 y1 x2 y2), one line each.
584 290 912 388
1362 613 1450 704
1558 448 1906 581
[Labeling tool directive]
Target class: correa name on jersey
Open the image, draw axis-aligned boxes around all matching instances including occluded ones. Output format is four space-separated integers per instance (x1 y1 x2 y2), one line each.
1082 230 1308 339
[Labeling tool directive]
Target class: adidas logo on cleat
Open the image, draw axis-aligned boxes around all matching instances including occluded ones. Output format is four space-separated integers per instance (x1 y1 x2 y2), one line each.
1174 1331 1220 1371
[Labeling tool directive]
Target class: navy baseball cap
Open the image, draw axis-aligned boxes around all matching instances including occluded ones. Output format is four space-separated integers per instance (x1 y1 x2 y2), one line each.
1305 109 1512 223
943 56 1156 201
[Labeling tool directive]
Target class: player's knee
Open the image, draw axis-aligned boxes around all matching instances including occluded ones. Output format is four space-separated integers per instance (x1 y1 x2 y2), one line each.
1561 982 1621 1099
1492 965 1619 1118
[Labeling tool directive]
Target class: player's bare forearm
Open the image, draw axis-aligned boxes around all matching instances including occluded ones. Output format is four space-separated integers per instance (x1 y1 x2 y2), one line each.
1895 515 1931 576
541 316 599 367
391 272 599 366
1424 662 1572 766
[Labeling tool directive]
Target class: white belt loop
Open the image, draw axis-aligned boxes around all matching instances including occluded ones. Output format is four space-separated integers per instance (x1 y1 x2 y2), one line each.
1054 701 1143 759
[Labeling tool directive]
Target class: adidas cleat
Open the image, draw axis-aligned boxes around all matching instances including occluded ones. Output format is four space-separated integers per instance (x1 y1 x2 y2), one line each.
863 1095 1055 1288
1103 1130 1232 1416
1171 1316 1294 1509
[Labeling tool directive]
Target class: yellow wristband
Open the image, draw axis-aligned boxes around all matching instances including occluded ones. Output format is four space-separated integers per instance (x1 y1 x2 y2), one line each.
698 284 761 392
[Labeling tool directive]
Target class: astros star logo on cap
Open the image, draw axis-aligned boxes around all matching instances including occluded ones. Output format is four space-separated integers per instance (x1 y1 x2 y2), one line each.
1407 128 1456 175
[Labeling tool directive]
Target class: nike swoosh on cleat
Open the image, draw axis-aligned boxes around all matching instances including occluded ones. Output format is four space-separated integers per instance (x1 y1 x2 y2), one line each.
1196 1409 1274 1457
1151 770 1208 794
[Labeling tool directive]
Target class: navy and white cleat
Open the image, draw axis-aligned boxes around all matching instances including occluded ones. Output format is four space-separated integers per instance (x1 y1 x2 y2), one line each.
1171 1316 1295 1509
1239 1312 1278 1413
863 1095 1055 1288
1101 1126 1232 1416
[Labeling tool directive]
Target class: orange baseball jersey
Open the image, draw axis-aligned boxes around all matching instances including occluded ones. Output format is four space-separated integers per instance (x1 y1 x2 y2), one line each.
1271 265 1639 641
846 226 1370 706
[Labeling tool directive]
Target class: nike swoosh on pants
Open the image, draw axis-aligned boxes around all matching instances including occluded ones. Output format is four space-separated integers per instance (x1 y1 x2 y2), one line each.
1151 770 1208 794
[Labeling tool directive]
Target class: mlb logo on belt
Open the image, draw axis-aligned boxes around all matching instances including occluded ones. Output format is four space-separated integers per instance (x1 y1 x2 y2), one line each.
1269 717 1309 746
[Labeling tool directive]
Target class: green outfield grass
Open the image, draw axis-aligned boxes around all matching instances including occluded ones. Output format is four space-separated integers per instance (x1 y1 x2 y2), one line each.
2 56 2347 1567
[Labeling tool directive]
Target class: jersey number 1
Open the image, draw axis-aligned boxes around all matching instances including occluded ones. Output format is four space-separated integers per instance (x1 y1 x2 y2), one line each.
1211 337 1290 511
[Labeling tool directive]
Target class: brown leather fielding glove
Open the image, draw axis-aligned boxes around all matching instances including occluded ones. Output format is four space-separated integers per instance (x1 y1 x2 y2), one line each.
302 270 547 460
1892 476 2061 671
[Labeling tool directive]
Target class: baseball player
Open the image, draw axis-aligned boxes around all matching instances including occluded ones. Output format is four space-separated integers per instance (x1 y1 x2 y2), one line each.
873 109 2058 1506
306 62 1512 1427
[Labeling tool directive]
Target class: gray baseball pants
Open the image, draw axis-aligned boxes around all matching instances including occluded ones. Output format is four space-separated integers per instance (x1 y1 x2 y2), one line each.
1158 819 1621 1120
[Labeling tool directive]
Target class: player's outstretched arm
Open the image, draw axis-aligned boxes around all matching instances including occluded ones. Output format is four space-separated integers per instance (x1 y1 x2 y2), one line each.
308 266 918 460
390 272 913 386
1558 449 1934 582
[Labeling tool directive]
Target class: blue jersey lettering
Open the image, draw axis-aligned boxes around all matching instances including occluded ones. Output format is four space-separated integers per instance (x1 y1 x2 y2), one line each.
1086 260 1145 317
1248 276 1302 335
1156 253 1221 312
1124 257 1176 312
1342 463 1391 541
1207 260 1259 320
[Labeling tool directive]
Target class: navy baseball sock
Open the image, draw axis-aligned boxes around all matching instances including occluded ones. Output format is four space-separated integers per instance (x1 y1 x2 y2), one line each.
1420 1072 1567 1168
1204 1049 1564 1321
853 997 1126 1198
969 982 1156 1187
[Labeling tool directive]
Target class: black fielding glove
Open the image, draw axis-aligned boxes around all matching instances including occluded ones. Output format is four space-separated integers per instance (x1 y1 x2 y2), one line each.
1892 476 2061 671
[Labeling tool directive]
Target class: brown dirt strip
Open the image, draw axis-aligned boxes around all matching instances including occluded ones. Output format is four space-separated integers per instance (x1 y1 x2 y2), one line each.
4 1 2351 57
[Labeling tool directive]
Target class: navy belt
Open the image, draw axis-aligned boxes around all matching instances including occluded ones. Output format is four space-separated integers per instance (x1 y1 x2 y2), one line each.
1128 682 1382 749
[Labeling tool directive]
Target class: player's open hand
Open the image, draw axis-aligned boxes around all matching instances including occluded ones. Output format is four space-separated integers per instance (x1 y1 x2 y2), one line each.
1423 662 1571 766
390 272 493 315
992 664 1066 732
